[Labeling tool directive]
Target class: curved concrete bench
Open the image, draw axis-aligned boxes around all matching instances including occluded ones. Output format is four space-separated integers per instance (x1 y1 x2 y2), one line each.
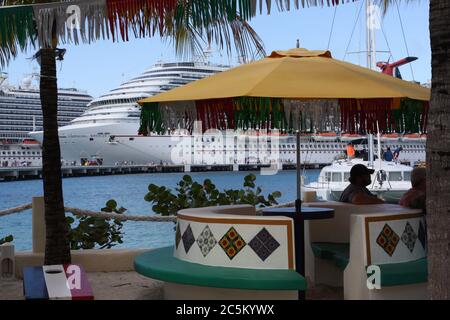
135 246 306 290
134 205 305 300
344 210 427 299
304 202 424 289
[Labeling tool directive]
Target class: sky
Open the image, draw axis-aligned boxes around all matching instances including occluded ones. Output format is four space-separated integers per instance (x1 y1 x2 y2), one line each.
2 0 431 98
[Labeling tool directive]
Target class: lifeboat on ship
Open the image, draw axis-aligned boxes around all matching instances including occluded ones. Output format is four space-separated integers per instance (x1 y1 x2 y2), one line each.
340 133 364 142
312 132 338 142
402 133 423 142
21 138 40 145
381 133 400 142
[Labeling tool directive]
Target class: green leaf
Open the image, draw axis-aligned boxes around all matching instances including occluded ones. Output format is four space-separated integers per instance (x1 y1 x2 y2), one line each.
272 191 282 198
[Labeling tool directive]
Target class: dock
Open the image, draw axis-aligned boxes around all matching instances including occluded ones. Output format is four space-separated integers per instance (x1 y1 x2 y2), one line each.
0 163 324 181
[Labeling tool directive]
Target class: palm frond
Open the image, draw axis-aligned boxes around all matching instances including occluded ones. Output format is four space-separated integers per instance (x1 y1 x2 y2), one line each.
1 0 356 68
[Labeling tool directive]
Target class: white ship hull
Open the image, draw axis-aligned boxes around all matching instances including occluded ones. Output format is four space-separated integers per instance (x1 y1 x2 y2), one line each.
30 121 426 166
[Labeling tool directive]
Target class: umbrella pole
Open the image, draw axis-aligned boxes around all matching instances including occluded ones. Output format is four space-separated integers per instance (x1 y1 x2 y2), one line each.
295 129 306 300
296 130 302 212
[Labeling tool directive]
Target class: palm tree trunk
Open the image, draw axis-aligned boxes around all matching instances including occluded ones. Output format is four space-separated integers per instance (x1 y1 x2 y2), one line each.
39 48 71 265
427 0 450 299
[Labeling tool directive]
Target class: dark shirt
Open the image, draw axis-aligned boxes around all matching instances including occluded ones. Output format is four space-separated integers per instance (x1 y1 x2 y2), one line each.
384 150 393 161
339 183 377 203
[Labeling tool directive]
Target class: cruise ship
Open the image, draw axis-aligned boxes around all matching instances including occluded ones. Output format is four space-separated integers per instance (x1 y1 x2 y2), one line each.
29 61 426 167
0 72 92 167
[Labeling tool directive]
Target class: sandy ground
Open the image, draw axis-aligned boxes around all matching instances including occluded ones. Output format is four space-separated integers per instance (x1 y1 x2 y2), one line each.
0 272 342 300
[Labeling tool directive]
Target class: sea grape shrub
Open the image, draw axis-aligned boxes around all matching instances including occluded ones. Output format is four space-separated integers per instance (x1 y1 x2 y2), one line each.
66 200 126 250
0 235 13 245
144 174 282 216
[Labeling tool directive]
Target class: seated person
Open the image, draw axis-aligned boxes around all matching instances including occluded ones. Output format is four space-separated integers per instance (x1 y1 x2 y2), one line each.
384 147 393 162
400 167 426 210
339 164 385 204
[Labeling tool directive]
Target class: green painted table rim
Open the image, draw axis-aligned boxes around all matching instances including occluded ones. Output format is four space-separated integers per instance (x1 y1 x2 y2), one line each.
134 246 307 291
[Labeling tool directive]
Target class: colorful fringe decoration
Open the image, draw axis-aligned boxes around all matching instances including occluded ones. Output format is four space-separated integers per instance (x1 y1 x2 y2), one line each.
140 97 428 135
139 97 342 134
0 5 36 67
0 0 354 68
107 0 178 42
339 98 429 134
32 0 110 48
139 101 197 135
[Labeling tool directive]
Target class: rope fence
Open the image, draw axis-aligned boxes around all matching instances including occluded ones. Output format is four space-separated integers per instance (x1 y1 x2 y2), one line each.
0 203 32 217
0 201 296 221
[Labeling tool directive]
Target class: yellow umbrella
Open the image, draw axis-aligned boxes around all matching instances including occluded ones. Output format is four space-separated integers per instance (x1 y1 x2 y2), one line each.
139 48 430 103
138 49 430 286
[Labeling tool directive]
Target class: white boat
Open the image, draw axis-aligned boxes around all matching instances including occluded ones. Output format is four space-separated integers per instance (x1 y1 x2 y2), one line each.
303 158 413 204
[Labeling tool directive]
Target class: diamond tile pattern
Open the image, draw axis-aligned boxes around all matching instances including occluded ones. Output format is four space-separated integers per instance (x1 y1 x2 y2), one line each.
418 220 427 250
249 228 280 261
401 222 418 253
182 224 195 253
175 223 181 249
376 224 400 256
196 225 217 257
219 227 246 260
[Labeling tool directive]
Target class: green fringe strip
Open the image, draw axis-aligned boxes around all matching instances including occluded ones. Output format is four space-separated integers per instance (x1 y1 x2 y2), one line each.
391 99 428 134
0 5 36 68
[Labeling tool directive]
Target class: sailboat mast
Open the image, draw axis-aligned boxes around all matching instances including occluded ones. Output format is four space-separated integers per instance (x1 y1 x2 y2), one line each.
366 0 377 70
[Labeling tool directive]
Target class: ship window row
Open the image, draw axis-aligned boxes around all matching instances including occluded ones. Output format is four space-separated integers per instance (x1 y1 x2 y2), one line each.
0 115 75 121
0 133 28 138
146 68 218 75
161 142 424 151
133 69 218 81
0 99 88 107
0 126 40 131
1 151 41 156
90 98 139 108
0 104 87 112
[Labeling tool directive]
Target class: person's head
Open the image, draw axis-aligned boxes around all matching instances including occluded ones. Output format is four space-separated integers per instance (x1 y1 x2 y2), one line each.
411 167 426 191
387 147 391 151
349 164 375 186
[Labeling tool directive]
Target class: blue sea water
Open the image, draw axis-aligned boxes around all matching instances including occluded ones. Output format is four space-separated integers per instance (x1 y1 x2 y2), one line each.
0 170 320 251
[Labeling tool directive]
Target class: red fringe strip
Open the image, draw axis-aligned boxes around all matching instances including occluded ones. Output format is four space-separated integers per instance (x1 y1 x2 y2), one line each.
106 0 178 42
196 99 235 132
339 98 407 134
